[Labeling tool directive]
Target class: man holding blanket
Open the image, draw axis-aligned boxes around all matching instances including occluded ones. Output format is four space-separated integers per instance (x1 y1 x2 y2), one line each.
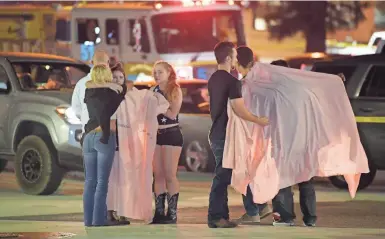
207 41 269 228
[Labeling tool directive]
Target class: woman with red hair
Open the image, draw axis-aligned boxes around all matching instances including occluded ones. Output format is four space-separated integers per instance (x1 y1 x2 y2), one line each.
151 61 183 224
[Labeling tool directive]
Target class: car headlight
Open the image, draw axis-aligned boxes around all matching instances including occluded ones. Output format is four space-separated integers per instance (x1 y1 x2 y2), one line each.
56 106 81 125
175 66 193 80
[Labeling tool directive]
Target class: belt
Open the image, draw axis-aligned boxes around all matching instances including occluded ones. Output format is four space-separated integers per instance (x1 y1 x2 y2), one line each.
157 126 179 134
93 127 103 133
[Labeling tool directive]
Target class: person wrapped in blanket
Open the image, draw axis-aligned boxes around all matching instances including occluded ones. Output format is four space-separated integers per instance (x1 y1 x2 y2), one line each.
235 46 316 227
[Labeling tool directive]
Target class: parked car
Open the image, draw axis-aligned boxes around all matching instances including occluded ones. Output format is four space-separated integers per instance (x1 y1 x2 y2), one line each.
285 52 349 70
312 53 385 190
0 52 216 196
134 80 215 173
0 52 88 195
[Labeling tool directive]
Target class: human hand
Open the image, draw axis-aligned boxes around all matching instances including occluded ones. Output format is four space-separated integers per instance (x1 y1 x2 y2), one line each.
108 83 123 93
256 116 269 127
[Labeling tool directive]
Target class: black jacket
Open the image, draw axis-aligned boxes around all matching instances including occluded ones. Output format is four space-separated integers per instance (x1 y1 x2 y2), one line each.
84 85 127 144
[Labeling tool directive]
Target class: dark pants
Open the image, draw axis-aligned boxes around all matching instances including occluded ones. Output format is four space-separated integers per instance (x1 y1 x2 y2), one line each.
207 140 231 222
243 185 268 216
272 179 317 224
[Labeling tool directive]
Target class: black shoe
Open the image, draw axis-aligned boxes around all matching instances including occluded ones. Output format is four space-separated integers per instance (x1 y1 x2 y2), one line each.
151 193 167 224
164 193 179 224
92 220 130 227
107 220 130 226
107 210 118 222
303 221 316 227
208 219 238 228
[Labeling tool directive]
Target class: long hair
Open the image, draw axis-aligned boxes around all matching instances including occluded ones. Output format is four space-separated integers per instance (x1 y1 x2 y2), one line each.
110 61 126 84
90 64 113 84
153 61 179 102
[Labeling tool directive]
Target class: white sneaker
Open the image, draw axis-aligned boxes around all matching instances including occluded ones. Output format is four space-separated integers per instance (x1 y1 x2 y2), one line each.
273 220 295 226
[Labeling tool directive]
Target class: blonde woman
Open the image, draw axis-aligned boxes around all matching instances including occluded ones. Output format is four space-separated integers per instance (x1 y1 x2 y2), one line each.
82 64 126 227
151 61 183 224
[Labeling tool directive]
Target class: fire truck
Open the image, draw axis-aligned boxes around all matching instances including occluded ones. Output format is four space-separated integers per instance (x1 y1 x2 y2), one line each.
0 4 57 54
70 0 246 81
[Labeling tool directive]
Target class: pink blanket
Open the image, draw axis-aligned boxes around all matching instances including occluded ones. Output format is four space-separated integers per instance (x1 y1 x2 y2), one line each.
223 63 369 204
107 88 169 223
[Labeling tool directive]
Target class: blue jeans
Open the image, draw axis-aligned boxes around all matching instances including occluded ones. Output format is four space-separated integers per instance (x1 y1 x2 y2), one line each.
207 140 232 222
272 179 317 224
243 185 268 216
82 131 116 226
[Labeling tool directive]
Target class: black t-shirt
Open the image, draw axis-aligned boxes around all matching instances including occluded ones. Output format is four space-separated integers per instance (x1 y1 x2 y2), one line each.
208 70 242 141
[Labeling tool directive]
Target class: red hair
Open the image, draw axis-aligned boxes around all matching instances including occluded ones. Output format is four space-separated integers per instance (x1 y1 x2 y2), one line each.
153 61 180 102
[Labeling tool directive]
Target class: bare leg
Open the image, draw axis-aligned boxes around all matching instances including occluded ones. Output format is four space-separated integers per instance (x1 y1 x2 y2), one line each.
163 145 182 195
163 145 182 224
152 145 167 223
153 145 166 195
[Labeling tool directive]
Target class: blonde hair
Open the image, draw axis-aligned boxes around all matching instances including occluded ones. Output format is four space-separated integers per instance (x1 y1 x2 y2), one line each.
87 64 113 87
153 61 180 102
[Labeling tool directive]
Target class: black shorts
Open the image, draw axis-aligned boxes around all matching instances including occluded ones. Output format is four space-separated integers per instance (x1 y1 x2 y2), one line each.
156 126 183 147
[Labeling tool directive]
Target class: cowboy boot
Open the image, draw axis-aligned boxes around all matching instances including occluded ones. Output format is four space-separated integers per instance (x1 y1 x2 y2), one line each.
165 193 179 224
152 193 167 224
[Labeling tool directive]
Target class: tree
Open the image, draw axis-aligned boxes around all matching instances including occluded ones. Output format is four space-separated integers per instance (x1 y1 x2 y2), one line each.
265 1 370 52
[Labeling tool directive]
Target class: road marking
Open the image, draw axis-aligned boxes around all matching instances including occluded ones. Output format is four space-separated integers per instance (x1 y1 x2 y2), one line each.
355 116 385 123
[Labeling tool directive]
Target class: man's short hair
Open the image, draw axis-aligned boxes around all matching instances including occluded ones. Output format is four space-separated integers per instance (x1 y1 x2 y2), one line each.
270 59 289 67
214 41 235 64
237 46 254 68
92 49 109 65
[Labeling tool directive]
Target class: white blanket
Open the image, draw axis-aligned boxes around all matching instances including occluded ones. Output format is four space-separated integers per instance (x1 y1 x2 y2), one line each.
223 62 370 203
107 88 169 223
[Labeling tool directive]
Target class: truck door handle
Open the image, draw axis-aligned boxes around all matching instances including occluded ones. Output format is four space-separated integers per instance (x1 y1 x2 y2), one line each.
360 107 374 112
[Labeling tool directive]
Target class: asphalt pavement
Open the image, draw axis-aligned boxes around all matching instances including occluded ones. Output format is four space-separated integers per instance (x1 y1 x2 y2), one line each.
0 170 384 239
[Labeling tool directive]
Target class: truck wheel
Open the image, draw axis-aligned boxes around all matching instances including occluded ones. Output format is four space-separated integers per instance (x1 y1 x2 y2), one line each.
15 135 64 195
0 159 7 173
328 169 377 191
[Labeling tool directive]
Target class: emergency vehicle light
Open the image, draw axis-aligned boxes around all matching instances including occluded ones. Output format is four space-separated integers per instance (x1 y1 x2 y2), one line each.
155 3 163 9
181 0 216 7
154 0 245 10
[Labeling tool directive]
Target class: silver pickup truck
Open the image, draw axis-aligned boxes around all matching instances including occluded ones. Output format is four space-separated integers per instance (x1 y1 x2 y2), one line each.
0 52 89 195
0 52 216 196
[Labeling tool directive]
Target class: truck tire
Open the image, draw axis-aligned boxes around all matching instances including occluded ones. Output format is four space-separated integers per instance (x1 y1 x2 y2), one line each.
0 159 7 173
14 135 64 195
328 168 377 191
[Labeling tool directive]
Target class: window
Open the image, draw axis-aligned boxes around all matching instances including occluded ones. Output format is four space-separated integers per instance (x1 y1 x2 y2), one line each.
0 65 10 93
360 66 385 97
128 19 150 53
106 19 120 45
373 37 382 47
312 65 356 83
76 18 100 44
134 82 209 114
11 62 88 91
56 19 71 41
151 10 245 54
